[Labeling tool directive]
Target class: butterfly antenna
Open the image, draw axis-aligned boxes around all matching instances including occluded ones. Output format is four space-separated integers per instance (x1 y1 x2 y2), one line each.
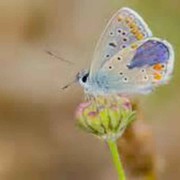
61 79 77 90
45 49 74 65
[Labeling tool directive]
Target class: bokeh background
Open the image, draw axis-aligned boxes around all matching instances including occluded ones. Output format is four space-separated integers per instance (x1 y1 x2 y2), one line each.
0 0 179 179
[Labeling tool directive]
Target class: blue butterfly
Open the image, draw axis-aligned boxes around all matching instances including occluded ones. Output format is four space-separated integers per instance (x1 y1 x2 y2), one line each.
77 7 174 96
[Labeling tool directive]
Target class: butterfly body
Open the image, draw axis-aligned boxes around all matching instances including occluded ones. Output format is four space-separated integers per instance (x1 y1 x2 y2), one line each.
78 7 174 96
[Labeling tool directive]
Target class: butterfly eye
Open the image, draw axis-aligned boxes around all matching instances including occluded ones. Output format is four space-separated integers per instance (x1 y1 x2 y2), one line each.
106 54 110 58
82 73 89 83
109 66 113 69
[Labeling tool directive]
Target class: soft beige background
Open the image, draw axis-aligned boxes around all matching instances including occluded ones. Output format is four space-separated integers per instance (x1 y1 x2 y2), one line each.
0 0 179 179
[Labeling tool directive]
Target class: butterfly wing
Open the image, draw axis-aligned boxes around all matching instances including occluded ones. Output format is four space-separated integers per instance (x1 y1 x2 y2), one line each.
93 38 174 95
89 7 152 79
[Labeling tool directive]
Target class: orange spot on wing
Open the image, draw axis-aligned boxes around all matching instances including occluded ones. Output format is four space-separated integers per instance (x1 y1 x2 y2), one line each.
131 44 138 49
129 22 144 40
131 28 138 34
136 33 144 40
129 22 138 31
131 29 144 40
125 17 133 24
153 64 163 71
117 16 123 22
154 72 162 80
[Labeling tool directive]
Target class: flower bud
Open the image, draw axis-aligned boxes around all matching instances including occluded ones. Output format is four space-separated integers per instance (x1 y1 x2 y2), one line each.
76 96 136 141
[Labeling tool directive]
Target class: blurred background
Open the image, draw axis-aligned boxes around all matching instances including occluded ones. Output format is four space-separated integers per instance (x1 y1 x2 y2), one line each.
0 0 179 179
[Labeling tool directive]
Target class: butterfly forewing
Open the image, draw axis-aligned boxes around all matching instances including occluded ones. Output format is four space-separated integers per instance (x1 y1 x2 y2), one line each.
89 7 152 79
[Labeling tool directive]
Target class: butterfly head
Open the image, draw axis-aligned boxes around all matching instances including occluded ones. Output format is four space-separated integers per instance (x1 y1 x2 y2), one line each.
77 69 90 87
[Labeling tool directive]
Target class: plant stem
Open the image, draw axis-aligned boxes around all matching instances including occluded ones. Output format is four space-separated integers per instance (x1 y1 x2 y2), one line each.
107 140 126 180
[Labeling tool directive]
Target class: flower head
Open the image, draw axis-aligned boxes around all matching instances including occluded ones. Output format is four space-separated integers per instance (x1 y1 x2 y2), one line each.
76 96 136 141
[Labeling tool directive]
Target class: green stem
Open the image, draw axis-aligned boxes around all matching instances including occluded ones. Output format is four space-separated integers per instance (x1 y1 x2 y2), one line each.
107 140 126 180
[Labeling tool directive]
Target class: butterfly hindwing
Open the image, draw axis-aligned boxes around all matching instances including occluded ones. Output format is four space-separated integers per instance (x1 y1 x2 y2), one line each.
90 7 152 78
128 39 170 69
94 38 174 94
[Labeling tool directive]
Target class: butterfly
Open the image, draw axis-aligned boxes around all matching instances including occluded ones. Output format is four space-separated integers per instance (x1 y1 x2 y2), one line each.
76 7 174 96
